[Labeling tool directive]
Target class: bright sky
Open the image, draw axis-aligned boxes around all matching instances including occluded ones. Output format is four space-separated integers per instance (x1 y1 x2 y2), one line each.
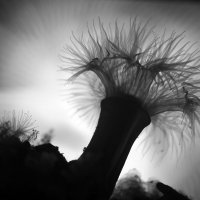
0 0 200 199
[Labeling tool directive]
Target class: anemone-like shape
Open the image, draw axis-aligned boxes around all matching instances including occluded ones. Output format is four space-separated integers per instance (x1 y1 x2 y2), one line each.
61 18 200 153
0 111 38 142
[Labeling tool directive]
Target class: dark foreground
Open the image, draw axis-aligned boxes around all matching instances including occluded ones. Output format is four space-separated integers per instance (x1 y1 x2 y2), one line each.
0 133 192 200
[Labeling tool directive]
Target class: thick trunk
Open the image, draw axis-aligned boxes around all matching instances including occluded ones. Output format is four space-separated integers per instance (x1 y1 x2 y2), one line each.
69 96 150 200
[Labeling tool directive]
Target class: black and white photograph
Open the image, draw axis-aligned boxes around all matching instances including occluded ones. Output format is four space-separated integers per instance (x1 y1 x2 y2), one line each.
0 0 200 199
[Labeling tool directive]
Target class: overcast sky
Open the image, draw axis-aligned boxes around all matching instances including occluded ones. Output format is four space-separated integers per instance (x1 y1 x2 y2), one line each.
0 0 200 199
